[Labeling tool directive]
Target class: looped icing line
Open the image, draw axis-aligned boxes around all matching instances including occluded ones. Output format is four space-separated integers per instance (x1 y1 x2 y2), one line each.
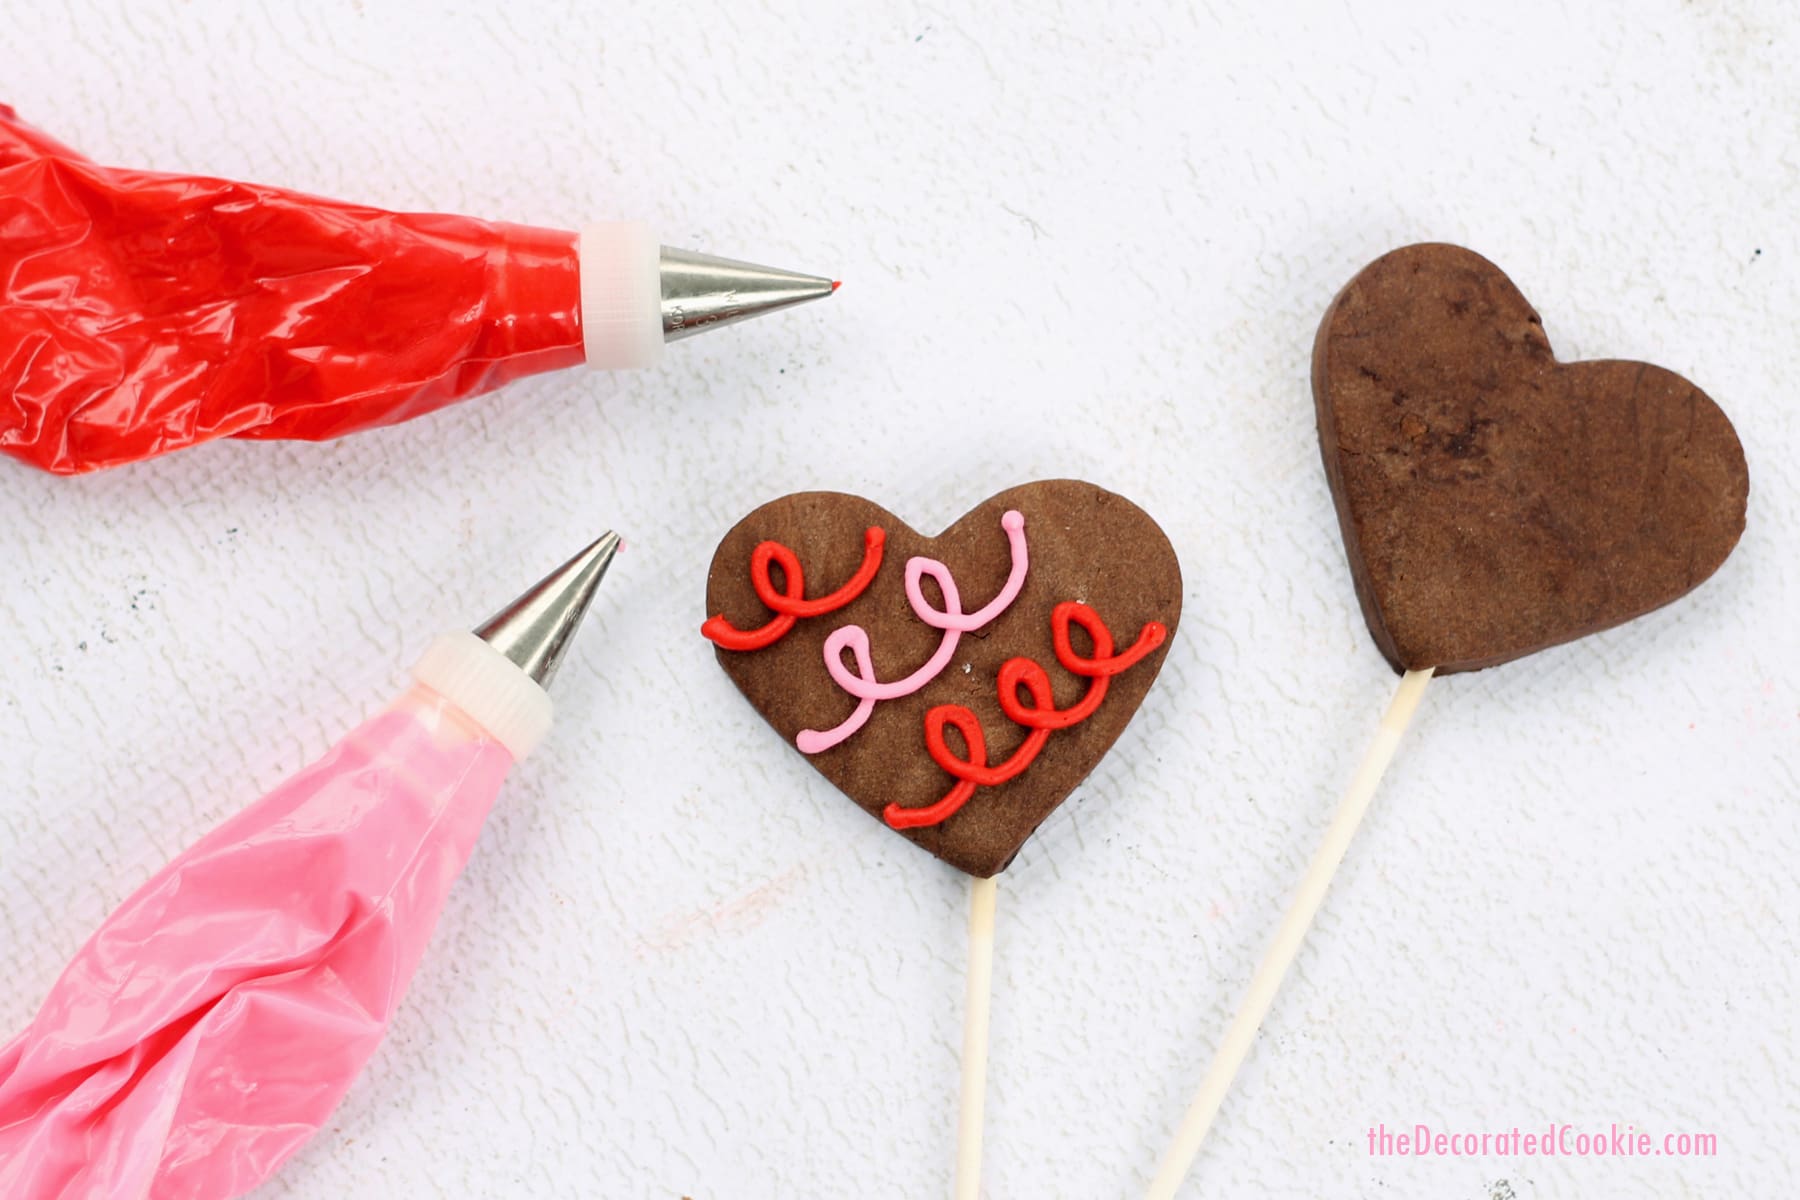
701 527 886 652
796 511 1029 754
883 602 1167 830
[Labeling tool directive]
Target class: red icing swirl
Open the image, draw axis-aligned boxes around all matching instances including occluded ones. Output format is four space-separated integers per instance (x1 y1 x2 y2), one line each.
885 602 1167 830
702 528 886 651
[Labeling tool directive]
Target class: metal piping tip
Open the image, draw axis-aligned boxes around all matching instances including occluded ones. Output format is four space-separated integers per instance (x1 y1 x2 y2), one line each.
660 246 837 342
475 531 621 689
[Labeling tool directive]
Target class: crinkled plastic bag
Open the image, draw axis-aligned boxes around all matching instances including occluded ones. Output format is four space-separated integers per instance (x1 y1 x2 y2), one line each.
0 104 582 474
0 689 512 1198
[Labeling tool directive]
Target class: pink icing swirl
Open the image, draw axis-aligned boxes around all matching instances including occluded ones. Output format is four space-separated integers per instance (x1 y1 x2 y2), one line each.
797 510 1028 754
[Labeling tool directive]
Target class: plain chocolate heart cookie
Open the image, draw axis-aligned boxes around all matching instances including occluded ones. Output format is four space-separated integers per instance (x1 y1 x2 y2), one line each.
1313 243 1748 674
703 480 1182 877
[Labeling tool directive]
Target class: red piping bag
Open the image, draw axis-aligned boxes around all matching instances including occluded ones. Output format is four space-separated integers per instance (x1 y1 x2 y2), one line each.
0 532 617 1198
0 104 836 474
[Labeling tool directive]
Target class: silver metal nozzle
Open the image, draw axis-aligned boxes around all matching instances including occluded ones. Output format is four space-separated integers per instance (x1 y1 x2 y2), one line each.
660 247 837 342
475 531 621 689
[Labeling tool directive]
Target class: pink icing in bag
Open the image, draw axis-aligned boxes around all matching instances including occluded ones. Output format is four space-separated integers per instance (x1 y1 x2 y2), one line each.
0 691 512 1198
0 531 617 1199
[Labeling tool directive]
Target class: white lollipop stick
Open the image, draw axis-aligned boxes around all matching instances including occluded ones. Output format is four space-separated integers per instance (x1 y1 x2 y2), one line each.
1145 668 1434 1199
955 874 999 1200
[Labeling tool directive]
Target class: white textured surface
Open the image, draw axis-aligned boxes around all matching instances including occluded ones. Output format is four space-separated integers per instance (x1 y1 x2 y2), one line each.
1 3 1796 1197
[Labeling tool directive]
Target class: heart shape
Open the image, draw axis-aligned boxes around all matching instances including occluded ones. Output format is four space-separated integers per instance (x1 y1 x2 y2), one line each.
703 480 1182 877
1313 243 1748 674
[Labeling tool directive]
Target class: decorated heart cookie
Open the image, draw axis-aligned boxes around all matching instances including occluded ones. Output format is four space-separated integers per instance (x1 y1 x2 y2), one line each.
1313 243 1749 674
703 480 1182 877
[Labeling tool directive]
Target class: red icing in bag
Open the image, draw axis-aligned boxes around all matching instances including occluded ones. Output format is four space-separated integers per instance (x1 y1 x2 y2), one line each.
0 105 583 474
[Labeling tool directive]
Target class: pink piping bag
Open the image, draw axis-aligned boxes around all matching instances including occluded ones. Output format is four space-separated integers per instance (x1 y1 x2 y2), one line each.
0 531 619 1198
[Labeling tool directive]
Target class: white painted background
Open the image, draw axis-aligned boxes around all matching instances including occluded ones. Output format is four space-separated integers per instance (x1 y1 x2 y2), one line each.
1 3 1795 1197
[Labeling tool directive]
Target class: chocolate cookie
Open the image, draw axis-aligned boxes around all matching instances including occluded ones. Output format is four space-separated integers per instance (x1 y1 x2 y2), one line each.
1313 243 1749 673
703 481 1182 877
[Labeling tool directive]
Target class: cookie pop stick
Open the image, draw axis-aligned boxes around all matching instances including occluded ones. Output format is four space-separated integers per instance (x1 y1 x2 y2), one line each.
1144 242 1748 1197
1145 668 1431 1199
956 874 999 1200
